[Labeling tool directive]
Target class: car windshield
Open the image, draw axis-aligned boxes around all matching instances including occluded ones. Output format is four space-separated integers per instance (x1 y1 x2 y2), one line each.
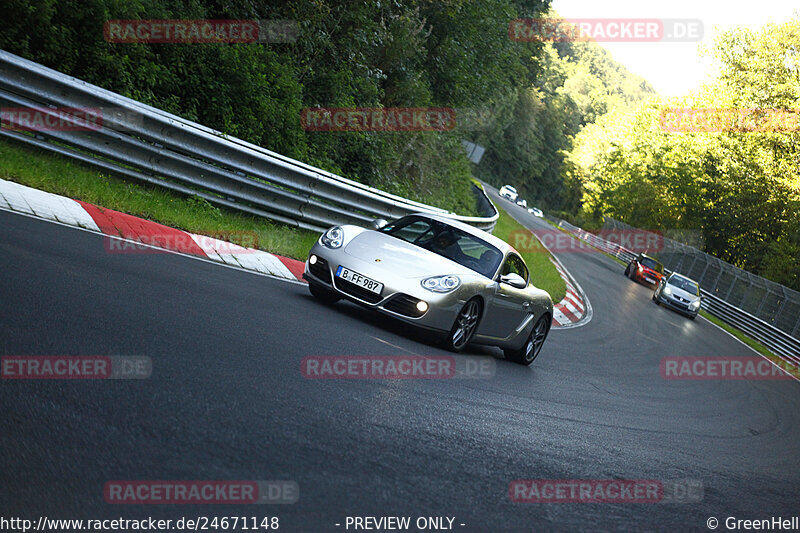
381 216 503 278
641 257 664 273
669 276 700 295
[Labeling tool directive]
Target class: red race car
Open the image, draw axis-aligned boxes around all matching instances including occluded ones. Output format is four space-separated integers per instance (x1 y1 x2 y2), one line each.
624 253 664 288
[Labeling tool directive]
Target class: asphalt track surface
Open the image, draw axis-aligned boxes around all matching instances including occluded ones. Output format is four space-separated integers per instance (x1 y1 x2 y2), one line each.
1 205 799 532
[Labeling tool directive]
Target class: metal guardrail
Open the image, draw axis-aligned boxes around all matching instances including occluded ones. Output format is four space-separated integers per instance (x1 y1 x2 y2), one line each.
603 216 800 339
556 220 800 366
0 50 498 233
7 49 795 366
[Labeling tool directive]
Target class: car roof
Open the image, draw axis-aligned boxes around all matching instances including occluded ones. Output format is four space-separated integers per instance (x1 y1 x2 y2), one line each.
407 213 516 255
640 253 662 263
669 272 698 284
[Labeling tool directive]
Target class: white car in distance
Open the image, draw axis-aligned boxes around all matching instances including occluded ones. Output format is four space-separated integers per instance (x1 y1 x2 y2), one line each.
499 185 518 202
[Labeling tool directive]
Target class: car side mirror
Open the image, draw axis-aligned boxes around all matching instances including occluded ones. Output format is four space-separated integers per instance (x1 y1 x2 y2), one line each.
370 218 388 230
500 273 527 289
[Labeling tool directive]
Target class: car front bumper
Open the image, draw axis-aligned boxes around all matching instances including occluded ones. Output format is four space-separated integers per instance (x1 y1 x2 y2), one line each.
656 293 699 317
303 245 470 333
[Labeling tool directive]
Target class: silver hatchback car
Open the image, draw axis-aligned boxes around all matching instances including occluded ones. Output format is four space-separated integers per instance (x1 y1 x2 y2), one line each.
303 214 553 365
653 273 702 319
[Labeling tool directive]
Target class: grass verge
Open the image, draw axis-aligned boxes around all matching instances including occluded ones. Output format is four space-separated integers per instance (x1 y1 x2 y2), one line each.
2 136 564 304
0 138 319 260
492 206 567 303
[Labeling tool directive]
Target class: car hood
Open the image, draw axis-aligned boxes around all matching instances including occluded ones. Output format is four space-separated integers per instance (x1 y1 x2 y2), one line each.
667 285 699 301
344 231 482 279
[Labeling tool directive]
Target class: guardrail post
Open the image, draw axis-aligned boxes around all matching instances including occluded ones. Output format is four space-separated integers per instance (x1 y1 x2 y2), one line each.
773 293 788 326
697 259 711 287
725 274 739 301
755 290 770 317
710 259 724 294
685 253 700 278
737 280 754 310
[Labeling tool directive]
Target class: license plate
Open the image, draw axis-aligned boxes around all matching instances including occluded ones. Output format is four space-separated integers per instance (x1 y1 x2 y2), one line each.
336 266 383 295
645 277 656 284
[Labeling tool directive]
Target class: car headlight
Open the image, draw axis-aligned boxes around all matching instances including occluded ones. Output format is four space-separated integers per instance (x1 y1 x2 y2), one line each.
421 275 461 293
320 226 344 248
689 299 700 310
638 265 643 272
663 286 672 295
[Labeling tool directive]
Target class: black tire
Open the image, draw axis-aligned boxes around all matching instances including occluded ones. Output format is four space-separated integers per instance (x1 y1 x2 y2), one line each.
309 284 340 304
505 314 551 366
445 298 482 352
688 314 696 321
624 264 631 276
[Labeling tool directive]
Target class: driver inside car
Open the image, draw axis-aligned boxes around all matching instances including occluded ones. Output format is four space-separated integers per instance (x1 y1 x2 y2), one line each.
424 230 462 262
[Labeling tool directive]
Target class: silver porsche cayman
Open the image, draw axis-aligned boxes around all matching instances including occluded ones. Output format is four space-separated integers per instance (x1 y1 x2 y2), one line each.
302 213 553 365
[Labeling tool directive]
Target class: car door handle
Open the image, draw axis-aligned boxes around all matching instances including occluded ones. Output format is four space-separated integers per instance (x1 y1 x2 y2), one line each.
522 302 532 311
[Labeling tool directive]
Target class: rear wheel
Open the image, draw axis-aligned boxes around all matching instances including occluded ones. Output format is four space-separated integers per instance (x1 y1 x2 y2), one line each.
505 314 550 366
446 299 482 352
309 284 340 304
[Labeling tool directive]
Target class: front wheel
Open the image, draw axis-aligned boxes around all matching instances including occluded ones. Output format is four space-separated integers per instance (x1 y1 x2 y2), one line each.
445 299 482 352
505 314 551 366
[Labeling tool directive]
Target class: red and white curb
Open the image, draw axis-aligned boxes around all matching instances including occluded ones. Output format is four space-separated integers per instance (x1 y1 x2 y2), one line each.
2 178 593 325
503 217 591 329
549 257 591 328
0 178 306 283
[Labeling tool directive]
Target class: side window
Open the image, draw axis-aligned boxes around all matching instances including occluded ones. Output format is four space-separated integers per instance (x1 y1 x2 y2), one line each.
500 253 529 284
